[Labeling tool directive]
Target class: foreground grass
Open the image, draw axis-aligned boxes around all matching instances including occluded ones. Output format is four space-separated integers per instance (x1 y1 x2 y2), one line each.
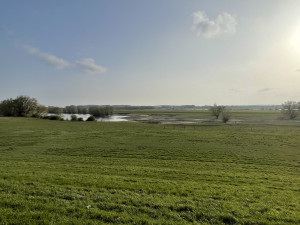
0 117 299 224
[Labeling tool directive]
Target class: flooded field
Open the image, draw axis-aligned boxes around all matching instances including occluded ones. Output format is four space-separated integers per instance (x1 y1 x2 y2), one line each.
49 114 129 122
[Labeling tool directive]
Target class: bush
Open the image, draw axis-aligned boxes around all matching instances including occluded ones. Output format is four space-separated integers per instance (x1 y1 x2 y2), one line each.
78 117 84 121
70 114 78 121
86 115 96 121
49 115 62 120
222 111 231 123
32 113 42 119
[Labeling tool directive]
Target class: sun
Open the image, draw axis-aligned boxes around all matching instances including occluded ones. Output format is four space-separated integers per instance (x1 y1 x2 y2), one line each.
289 25 300 54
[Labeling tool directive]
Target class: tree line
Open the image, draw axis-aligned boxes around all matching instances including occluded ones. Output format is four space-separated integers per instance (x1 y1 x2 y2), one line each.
48 105 88 114
48 105 113 117
0 96 113 118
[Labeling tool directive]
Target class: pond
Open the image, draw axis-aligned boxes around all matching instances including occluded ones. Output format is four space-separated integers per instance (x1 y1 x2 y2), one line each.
48 114 129 122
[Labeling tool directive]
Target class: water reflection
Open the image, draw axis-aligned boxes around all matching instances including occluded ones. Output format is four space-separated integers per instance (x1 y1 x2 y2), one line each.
49 114 128 122
97 115 128 122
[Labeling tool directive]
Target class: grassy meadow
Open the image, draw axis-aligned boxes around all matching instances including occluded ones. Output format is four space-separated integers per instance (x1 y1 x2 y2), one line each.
0 116 299 224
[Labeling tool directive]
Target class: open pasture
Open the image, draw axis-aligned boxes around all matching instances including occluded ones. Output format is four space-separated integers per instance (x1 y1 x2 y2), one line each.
0 117 299 224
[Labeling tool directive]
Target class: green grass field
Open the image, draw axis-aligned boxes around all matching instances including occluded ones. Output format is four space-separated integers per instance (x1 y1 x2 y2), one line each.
0 117 299 224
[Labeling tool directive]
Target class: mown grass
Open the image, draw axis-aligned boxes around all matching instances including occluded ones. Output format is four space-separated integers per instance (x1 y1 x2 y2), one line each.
0 117 299 224
116 110 286 120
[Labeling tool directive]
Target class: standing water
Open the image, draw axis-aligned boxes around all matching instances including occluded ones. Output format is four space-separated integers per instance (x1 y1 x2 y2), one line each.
48 114 128 122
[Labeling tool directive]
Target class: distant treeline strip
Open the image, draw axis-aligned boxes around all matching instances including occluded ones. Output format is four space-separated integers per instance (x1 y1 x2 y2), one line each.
0 96 113 118
48 105 113 117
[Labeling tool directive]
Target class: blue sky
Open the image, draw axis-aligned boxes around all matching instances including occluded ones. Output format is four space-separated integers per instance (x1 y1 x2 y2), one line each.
1 0 300 106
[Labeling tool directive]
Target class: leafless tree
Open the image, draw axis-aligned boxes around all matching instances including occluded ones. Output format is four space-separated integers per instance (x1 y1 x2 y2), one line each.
282 101 298 119
210 104 225 119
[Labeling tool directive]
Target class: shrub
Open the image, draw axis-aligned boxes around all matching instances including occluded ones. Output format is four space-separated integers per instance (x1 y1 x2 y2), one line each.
78 117 84 121
32 113 42 119
70 114 78 121
86 115 96 121
222 111 231 123
49 115 62 120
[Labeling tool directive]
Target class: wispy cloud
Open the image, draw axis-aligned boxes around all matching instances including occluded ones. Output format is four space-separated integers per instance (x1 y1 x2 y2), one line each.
22 44 107 74
23 45 70 69
76 58 107 74
192 11 237 38
257 88 273 93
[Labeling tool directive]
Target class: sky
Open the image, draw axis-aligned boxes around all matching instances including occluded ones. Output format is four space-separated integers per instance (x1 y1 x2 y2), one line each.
1 0 300 106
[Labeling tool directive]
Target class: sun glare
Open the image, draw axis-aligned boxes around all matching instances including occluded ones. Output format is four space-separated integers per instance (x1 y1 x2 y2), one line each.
289 25 300 54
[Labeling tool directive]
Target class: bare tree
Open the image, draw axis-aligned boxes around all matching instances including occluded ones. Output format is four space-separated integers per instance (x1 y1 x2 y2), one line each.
210 104 225 119
282 101 298 119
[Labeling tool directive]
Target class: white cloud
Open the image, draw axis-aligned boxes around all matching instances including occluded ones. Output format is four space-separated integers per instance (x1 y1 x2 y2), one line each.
192 11 237 38
23 45 70 69
22 45 107 74
76 58 107 74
